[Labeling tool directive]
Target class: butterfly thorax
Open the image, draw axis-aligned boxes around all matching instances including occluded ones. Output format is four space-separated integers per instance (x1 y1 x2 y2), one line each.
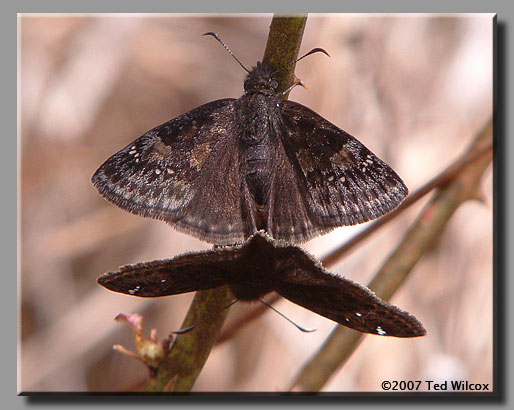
228 270 277 301
228 238 287 301
243 63 278 96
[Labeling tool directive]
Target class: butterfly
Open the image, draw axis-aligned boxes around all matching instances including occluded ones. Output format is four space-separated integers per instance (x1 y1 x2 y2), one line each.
92 33 408 245
98 231 425 338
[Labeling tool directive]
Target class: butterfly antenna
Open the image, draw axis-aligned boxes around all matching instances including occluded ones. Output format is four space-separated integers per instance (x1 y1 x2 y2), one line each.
271 47 330 77
203 32 251 74
259 298 316 333
295 47 330 64
271 47 330 93
171 298 239 335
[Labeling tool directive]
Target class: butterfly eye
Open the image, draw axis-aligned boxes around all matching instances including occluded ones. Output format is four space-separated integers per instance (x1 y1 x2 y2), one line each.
270 79 279 89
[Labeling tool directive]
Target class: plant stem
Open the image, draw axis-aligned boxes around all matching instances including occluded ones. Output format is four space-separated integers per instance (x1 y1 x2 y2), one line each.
263 15 307 96
142 14 308 392
143 286 233 392
289 118 493 392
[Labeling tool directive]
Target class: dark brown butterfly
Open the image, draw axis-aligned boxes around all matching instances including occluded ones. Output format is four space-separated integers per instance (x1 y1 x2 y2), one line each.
98 231 425 338
92 34 408 245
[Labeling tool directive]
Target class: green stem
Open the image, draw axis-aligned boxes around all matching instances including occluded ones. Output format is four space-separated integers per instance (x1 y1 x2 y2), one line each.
143 286 233 392
262 15 307 96
289 118 493 392
143 14 308 392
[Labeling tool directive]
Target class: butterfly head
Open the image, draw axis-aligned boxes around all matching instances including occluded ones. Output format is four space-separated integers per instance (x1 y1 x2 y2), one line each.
244 62 279 96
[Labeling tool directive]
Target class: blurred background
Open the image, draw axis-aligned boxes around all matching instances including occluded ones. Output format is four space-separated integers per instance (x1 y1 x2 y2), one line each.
19 14 493 392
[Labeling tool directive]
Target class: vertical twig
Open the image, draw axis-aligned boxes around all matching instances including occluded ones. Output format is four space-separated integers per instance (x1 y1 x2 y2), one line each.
262 15 307 97
143 14 308 392
143 286 233 392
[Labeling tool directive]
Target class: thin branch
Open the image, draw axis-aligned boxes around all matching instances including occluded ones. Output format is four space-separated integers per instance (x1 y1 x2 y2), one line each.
262 15 307 97
216 119 493 345
143 286 233 392
288 118 493 392
142 14 308 392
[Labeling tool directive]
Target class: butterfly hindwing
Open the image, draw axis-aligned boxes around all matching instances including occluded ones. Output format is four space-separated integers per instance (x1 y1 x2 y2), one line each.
265 140 323 242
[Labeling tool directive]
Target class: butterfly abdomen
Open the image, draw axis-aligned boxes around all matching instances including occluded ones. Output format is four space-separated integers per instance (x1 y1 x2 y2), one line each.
238 92 281 229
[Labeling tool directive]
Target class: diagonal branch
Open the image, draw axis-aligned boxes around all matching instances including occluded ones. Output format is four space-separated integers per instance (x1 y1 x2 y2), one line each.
288 118 493 392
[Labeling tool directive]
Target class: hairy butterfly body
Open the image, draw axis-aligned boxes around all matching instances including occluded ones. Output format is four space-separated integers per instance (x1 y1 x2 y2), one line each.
92 41 408 245
98 231 425 338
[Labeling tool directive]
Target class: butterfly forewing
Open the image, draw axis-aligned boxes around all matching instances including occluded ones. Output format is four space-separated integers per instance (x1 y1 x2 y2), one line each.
278 101 408 229
97 243 248 297
97 231 425 338
277 250 425 337
93 98 257 244
93 59 408 244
